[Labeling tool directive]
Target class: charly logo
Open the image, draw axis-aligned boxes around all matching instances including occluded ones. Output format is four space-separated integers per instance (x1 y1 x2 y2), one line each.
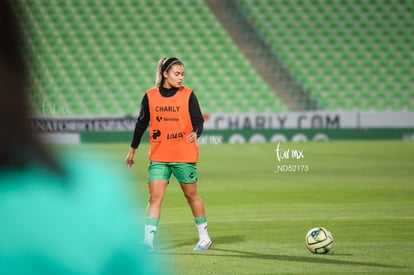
155 105 180 112
274 142 309 173
152 129 161 140
156 116 163 122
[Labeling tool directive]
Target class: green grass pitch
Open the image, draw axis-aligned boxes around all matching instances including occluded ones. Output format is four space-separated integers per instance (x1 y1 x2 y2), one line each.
69 140 414 274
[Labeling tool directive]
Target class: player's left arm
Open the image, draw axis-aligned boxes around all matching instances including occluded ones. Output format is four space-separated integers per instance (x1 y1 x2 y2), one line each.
189 91 204 138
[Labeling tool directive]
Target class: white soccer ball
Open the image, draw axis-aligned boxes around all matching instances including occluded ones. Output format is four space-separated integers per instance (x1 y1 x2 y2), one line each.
305 227 334 254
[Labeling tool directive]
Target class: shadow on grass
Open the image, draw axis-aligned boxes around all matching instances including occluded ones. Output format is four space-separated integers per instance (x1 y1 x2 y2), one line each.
209 248 405 269
157 235 245 251
157 236 406 270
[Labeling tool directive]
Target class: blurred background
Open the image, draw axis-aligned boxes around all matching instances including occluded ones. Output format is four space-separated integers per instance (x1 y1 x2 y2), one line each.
11 0 414 142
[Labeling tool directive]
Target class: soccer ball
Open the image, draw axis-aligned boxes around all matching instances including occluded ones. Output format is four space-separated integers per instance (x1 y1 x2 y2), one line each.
305 227 333 254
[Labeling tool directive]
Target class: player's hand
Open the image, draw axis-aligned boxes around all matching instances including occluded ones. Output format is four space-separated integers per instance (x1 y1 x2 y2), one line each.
125 149 135 168
187 132 197 143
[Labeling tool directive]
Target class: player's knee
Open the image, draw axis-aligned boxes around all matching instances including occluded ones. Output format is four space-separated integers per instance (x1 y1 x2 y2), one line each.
148 193 164 205
183 192 199 203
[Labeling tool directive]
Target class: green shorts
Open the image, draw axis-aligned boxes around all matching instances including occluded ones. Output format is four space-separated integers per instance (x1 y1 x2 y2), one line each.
148 162 197 184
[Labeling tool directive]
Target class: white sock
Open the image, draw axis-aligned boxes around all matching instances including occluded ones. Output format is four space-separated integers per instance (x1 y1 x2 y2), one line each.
196 222 210 241
144 225 157 247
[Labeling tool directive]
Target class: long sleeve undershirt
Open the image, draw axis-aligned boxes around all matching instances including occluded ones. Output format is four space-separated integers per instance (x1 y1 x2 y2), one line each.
130 86 204 149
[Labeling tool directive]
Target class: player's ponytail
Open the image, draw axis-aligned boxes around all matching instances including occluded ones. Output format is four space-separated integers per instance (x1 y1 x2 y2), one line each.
155 57 167 87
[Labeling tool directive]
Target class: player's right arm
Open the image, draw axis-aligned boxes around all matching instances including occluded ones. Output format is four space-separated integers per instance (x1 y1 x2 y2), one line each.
126 94 150 168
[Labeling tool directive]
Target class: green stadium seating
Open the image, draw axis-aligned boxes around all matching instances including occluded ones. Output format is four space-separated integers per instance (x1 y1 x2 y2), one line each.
15 0 413 114
15 0 289 116
239 0 413 110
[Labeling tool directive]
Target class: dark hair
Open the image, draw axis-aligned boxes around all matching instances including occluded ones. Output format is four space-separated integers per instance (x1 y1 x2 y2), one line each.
155 57 184 86
0 0 62 174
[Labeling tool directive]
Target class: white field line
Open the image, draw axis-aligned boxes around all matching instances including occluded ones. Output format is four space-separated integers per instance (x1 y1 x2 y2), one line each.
157 216 414 224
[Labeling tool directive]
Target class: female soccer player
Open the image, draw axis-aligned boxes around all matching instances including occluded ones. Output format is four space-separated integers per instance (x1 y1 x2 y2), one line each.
126 57 212 251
